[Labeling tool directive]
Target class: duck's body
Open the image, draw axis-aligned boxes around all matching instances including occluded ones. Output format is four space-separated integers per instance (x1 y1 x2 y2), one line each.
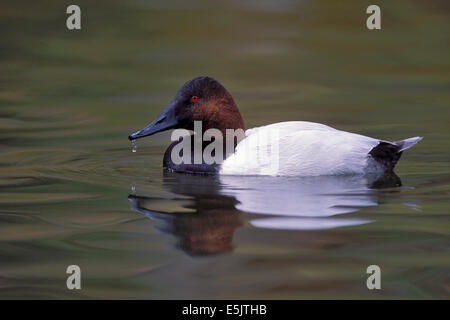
129 77 422 176
220 121 421 176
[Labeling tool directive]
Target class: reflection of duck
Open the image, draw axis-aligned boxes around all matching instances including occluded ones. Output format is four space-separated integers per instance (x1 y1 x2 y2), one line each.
220 172 402 230
128 76 422 176
128 172 402 255
128 173 242 256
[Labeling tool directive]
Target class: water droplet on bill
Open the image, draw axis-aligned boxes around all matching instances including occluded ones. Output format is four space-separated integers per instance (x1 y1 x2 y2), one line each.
131 139 137 153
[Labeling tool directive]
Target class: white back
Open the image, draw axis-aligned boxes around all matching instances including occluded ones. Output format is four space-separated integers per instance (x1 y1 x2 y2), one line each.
220 121 382 176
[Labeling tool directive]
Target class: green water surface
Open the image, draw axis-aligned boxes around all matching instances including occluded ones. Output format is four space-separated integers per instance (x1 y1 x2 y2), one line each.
0 0 449 299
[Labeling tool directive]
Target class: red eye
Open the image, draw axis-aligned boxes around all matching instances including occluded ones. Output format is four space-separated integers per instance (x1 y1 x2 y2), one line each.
191 96 199 102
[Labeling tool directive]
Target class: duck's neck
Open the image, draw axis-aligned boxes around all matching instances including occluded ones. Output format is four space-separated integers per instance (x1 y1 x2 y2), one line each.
193 93 246 139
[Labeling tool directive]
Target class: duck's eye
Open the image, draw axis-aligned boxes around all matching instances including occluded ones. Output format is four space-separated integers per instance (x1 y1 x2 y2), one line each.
191 96 199 102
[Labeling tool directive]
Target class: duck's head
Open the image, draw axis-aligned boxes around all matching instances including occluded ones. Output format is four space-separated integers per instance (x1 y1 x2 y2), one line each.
128 76 245 141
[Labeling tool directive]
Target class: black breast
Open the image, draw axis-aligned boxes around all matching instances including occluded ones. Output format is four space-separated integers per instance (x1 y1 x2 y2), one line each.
163 135 222 175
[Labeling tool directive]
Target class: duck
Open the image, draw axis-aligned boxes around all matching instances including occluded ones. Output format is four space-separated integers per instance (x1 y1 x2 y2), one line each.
128 76 422 176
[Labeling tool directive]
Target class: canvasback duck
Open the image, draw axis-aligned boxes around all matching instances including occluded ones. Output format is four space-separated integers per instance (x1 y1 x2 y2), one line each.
128 76 422 176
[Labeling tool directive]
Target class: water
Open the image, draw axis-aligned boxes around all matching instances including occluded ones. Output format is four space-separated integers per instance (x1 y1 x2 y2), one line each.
1 0 449 299
131 140 137 153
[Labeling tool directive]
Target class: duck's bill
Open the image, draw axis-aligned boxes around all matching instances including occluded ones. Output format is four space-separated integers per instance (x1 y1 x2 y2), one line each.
128 104 178 140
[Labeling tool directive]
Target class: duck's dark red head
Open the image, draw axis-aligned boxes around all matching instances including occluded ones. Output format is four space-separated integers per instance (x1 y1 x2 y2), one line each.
128 76 245 140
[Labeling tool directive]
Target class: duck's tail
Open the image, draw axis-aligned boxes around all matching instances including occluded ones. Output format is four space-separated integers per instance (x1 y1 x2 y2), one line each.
393 136 423 152
369 136 422 171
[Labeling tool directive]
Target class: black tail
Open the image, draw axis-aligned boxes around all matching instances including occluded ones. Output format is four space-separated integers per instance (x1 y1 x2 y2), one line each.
369 137 422 171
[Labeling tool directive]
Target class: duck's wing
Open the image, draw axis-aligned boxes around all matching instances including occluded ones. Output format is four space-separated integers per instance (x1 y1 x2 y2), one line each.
222 122 381 176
